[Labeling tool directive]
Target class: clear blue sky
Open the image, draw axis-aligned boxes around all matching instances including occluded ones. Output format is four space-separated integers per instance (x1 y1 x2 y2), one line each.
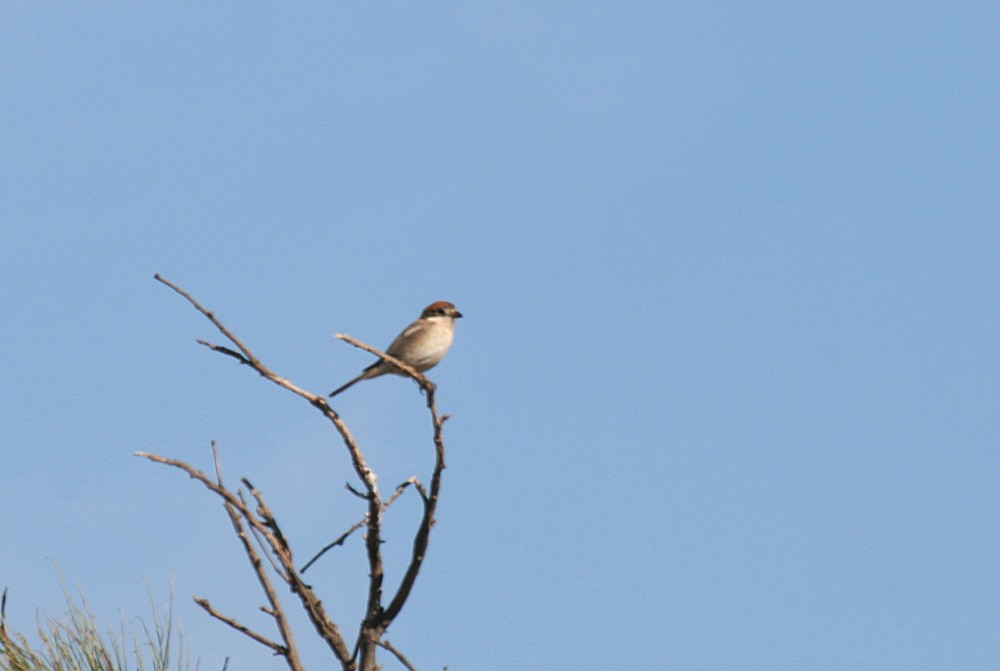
2 3 999 669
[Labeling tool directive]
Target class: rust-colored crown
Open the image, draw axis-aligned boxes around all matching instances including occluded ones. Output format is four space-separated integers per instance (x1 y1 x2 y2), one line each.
421 301 462 318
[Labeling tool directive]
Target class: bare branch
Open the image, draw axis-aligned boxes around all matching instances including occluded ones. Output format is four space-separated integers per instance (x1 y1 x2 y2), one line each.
244 479 292 556
155 274 261 368
300 519 366 574
194 597 286 655
211 440 226 486
136 450 349 667
216 488 303 670
197 339 252 366
153 277 454 670
334 334 434 395
382 391 449 626
385 478 420 509
377 639 420 671
135 452 243 510
242 478 356 665
239 490 290 581
156 275 387 659
154 274 323 405
345 482 369 500
302 478 419 574
410 479 429 503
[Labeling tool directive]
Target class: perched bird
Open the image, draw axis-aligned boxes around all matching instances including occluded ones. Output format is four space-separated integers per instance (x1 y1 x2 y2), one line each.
329 301 463 398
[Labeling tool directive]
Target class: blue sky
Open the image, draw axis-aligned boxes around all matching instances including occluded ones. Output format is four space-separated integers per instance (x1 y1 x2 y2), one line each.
2 2 999 669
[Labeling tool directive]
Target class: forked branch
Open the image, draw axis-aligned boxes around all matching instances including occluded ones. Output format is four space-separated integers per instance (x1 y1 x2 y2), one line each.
335 333 436 401
302 477 420 574
134 450 312 670
193 596 286 656
146 275 450 671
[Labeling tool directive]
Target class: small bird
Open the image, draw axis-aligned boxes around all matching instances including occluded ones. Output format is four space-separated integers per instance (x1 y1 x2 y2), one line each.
329 301 463 398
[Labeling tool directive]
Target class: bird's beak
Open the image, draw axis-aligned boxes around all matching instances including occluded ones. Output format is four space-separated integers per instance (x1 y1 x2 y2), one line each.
454 310 463 318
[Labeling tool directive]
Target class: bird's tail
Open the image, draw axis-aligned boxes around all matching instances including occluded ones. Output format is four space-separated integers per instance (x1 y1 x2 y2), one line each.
328 372 368 398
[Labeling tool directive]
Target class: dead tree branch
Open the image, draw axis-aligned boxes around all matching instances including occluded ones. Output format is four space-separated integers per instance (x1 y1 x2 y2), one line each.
135 450 309 670
193 597 286 656
377 639 420 671
302 478 419 574
147 275 450 671
334 333 435 399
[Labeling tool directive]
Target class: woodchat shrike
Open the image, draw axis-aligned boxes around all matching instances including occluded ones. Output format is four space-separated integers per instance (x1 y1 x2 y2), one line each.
329 301 462 398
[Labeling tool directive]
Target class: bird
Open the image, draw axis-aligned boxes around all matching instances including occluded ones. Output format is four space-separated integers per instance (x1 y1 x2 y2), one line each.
329 301 463 398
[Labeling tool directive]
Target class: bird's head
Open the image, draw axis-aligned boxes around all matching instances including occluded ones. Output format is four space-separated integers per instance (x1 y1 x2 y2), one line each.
421 301 462 320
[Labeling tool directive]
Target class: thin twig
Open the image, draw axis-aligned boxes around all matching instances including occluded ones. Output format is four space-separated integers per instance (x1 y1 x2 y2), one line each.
245 479 292 557
239 490 289 580
345 482 369 500
155 275 261 368
197 339 252 366
377 639 420 671
194 597 285 655
335 334 434 396
302 478 418 573
300 519 367 574
381 389 449 625
154 274 320 404
411 479 429 503
211 440 225 486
